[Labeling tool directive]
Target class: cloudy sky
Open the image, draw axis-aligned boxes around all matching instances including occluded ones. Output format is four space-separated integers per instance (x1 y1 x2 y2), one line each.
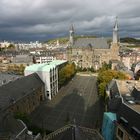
0 0 140 41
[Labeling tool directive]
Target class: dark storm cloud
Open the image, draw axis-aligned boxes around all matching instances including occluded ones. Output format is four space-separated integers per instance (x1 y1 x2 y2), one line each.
0 0 140 41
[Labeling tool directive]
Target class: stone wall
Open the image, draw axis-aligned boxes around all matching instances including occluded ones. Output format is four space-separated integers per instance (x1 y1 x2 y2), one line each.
67 43 120 69
8 86 45 114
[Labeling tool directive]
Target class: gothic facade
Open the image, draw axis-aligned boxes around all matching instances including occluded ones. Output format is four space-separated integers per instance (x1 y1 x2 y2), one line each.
67 18 120 70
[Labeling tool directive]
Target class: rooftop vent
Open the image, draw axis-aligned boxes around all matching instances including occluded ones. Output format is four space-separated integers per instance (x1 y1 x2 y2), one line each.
128 100 135 104
126 93 131 96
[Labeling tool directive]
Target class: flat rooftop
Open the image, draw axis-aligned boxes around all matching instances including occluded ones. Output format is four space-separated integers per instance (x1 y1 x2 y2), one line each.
116 80 140 114
25 60 67 72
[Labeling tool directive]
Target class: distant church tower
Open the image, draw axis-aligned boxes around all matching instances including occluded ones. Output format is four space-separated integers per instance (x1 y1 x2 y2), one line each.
113 17 119 44
111 17 120 60
69 24 74 45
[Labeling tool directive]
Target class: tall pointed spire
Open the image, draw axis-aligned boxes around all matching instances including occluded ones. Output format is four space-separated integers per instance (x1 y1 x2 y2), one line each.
69 24 74 45
113 17 119 44
114 16 118 31
70 24 74 32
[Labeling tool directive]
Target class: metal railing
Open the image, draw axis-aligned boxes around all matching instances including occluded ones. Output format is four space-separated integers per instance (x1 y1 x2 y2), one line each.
43 124 104 140
44 124 71 140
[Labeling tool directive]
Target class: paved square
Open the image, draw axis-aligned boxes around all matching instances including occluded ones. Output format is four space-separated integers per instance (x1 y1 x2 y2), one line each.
30 75 103 131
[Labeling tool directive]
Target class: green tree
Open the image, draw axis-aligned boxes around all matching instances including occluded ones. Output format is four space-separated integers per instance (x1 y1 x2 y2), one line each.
99 62 111 72
90 67 95 72
59 68 66 88
13 64 19 72
82 67 87 71
97 69 128 99
14 112 31 124
58 63 76 88
8 44 15 49
19 64 25 75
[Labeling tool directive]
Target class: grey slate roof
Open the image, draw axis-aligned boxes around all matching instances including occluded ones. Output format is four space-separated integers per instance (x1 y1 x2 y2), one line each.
46 125 103 140
0 72 22 86
73 38 109 49
107 80 140 139
12 54 33 63
117 103 140 138
0 73 44 111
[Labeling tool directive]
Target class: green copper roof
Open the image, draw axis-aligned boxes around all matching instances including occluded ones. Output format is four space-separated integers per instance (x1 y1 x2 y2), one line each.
25 60 67 72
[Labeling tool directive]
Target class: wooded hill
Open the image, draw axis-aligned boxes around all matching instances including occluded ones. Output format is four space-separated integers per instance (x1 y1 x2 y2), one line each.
44 35 97 44
120 37 140 44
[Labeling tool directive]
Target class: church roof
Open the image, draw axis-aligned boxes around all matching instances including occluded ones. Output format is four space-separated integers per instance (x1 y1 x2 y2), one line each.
72 38 109 49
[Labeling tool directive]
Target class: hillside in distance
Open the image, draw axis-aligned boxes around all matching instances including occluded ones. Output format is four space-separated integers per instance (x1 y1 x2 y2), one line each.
120 37 140 48
44 35 97 44
120 37 140 44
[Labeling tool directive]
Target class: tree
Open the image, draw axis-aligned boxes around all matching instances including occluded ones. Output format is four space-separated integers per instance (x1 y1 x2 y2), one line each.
82 67 87 71
59 68 66 88
13 64 19 72
90 67 95 72
97 69 128 99
58 63 76 88
98 82 106 98
19 64 25 75
99 62 111 72
8 44 15 49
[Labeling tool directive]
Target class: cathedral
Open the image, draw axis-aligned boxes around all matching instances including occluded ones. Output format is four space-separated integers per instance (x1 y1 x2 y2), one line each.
67 18 120 70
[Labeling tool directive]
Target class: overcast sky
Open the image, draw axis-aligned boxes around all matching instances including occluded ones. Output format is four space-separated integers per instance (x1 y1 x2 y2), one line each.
0 0 140 41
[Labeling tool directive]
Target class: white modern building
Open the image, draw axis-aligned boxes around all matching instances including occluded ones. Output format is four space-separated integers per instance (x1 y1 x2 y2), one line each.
15 41 43 50
24 60 67 100
35 56 56 64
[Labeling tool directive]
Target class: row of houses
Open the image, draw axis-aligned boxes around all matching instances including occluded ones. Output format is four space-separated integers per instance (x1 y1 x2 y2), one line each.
102 79 140 140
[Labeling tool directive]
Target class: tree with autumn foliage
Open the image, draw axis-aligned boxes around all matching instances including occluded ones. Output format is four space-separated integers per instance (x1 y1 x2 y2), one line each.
58 63 76 88
97 69 128 99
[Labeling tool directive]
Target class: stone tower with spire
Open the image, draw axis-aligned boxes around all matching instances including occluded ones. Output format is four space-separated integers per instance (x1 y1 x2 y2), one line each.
113 17 119 44
69 24 74 45
110 17 120 60
67 24 74 61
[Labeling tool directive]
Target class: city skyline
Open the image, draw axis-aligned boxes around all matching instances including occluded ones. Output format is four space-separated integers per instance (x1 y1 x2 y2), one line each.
0 0 140 41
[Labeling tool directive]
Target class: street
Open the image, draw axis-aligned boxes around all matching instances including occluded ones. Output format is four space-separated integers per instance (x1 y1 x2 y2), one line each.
30 75 104 131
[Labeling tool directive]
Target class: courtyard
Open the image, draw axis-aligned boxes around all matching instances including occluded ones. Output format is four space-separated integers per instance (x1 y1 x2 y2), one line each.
30 75 104 131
